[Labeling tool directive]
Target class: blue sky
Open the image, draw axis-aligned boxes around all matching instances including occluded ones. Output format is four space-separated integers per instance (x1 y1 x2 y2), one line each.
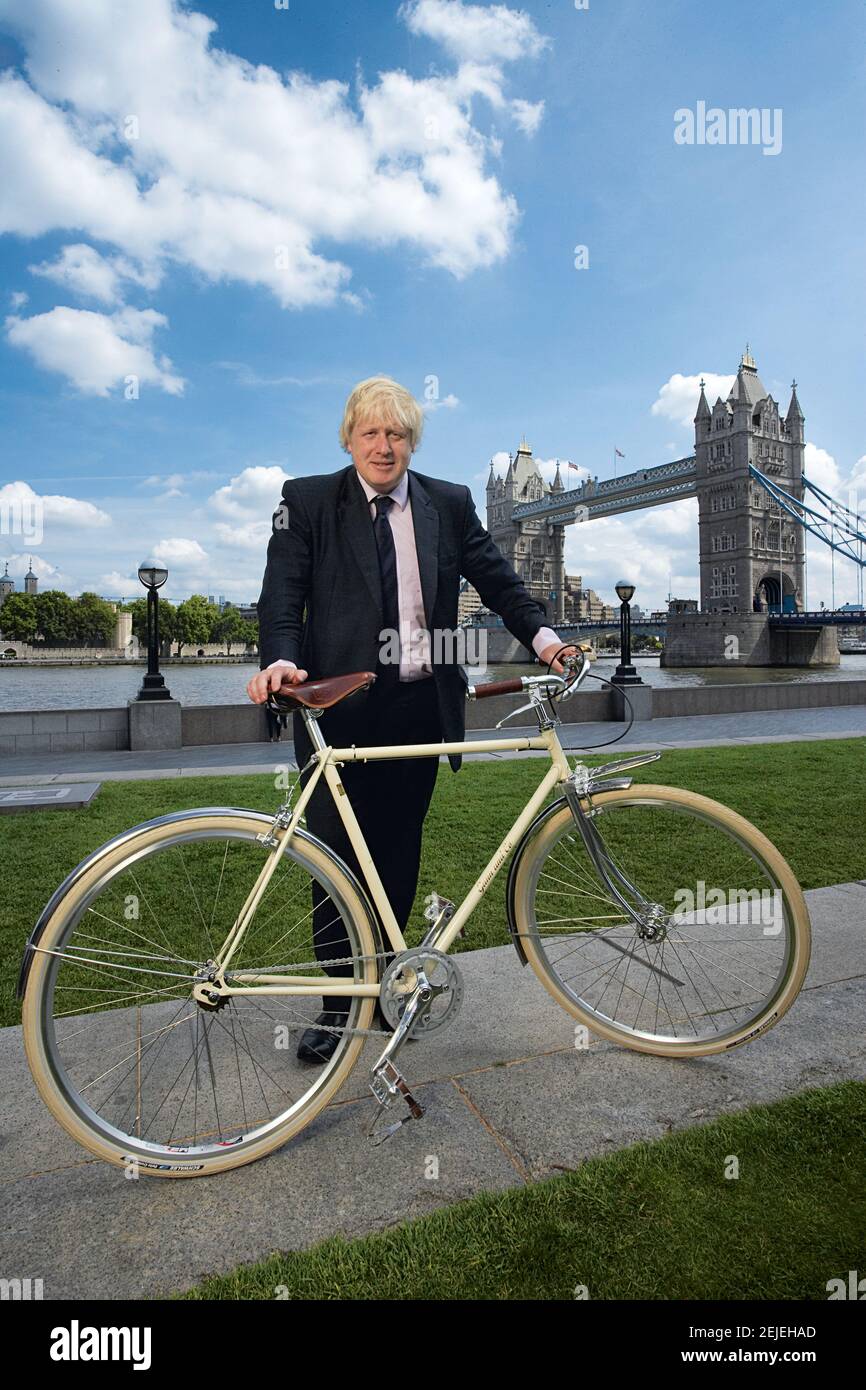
1 0 864 612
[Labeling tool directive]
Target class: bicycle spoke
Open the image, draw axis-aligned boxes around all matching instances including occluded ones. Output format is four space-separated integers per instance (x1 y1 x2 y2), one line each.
522 796 797 1046
31 819 375 1166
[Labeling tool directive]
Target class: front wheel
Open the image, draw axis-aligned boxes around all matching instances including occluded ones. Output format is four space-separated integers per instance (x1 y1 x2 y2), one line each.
21 810 382 1176
511 786 810 1056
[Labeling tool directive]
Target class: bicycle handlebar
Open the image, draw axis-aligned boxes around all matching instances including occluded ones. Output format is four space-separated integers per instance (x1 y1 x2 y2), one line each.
467 648 592 703
470 677 524 700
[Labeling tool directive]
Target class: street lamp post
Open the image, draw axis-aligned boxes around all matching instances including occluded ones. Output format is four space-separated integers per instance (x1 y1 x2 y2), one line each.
611 580 641 686
135 562 172 700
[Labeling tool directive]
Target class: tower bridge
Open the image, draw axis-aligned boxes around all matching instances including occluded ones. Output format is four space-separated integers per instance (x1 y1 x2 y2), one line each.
486 350 864 654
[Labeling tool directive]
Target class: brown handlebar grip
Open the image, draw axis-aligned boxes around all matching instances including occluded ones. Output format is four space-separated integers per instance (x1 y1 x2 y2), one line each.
473 678 524 699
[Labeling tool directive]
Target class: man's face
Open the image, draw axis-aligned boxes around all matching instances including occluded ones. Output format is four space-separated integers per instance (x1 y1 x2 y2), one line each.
348 414 413 494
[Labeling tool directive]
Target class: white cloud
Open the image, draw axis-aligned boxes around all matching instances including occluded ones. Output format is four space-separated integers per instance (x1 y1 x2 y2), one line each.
0 0 544 340
29 243 160 305
651 372 736 429
401 0 550 64
99 571 142 594
510 98 544 135
0 479 112 531
0 550 59 581
208 464 293 550
5 305 185 396
152 537 209 569
802 442 841 497
9 290 28 309
565 498 700 608
423 392 460 412
216 361 335 389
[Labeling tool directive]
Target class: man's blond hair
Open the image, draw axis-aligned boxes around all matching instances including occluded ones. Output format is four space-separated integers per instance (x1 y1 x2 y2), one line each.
339 376 424 453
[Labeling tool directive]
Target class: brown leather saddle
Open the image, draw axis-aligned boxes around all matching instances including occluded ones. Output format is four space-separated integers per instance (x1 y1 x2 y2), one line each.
266 671 377 713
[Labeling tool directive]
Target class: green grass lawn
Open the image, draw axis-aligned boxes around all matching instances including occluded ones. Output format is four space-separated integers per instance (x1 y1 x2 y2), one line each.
2 737 864 1027
179 1080 866 1301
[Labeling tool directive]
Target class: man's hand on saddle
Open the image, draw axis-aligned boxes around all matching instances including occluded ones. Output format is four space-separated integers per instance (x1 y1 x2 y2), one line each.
246 659 310 705
537 641 588 675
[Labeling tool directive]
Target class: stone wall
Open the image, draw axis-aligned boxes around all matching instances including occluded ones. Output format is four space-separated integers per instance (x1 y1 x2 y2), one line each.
0 707 129 757
662 613 840 667
1 680 864 757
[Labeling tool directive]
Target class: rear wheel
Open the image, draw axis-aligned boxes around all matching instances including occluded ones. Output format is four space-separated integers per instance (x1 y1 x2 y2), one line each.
512 786 810 1056
22 810 382 1175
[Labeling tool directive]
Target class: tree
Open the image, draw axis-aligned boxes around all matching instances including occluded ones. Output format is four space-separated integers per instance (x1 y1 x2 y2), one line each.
212 603 247 654
175 595 213 655
35 590 76 644
71 593 116 645
126 597 176 655
0 592 38 642
126 598 150 646
243 618 259 653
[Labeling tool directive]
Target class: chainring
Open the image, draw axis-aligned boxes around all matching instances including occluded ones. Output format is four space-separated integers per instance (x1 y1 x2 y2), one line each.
378 948 463 1034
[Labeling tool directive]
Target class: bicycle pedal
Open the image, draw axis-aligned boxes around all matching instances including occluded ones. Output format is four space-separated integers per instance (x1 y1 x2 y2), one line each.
423 892 455 925
368 1059 425 1144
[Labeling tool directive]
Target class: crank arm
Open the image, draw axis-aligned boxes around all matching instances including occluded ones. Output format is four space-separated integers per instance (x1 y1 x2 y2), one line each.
367 984 429 1144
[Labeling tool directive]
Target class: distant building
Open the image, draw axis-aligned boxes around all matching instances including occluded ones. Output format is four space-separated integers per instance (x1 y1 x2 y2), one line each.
457 580 483 624
0 562 13 610
24 557 38 595
668 597 698 616
562 574 615 623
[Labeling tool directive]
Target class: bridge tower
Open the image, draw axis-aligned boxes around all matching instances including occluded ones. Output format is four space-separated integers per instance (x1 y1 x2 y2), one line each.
694 349 806 614
486 439 566 621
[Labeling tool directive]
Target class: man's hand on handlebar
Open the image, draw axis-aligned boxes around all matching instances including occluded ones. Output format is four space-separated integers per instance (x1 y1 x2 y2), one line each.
537 641 584 674
246 659 310 705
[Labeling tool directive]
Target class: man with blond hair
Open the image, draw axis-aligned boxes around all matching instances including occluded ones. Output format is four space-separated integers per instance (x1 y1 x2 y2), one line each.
248 376 575 1061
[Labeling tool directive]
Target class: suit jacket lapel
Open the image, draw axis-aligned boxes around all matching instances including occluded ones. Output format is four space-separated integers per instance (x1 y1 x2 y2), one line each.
338 465 383 623
407 470 439 627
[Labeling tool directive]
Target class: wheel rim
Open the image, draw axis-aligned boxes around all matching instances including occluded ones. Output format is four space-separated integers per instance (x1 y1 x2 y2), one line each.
521 796 801 1047
30 821 378 1165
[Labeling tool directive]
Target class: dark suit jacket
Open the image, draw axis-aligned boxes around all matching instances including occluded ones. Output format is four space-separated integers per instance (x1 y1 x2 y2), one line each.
256 463 549 771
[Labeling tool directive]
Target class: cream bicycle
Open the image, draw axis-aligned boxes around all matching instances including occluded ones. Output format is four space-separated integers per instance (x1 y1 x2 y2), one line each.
19 652 810 1176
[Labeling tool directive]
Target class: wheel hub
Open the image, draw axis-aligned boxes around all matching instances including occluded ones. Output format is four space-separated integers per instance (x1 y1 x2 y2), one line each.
193 961 230 1010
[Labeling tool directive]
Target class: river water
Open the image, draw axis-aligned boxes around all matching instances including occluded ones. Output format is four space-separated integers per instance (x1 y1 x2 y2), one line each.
1 656 865 712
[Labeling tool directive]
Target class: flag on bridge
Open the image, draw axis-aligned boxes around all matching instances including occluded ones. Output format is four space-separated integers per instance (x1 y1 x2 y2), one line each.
615 448 625 459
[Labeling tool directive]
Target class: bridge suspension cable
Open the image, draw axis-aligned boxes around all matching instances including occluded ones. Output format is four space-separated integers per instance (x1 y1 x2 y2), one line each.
749 465 866 608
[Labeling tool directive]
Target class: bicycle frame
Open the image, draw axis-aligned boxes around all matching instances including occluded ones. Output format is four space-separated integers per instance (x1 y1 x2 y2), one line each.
210 715 573 1002
206 655 662 1006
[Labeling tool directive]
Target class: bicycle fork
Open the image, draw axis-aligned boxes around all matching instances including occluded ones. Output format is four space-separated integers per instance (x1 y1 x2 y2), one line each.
563 776 667 943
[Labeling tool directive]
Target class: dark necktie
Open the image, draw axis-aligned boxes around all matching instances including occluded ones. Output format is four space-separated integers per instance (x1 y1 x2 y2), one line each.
373 494 400 682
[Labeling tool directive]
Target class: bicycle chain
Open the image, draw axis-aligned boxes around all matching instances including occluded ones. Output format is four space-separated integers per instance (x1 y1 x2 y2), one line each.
226 947 396 1039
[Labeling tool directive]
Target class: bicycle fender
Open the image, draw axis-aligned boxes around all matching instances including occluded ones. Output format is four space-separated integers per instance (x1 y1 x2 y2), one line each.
16 807 388 999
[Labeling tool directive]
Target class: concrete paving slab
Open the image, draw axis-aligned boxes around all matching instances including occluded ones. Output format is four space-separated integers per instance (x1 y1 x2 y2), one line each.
0 783 101 813
0 1079 521 1301
454 975 866 1182
0 881 863 1299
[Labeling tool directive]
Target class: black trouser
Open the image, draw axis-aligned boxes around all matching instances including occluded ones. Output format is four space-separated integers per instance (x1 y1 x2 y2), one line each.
292 676 442 1019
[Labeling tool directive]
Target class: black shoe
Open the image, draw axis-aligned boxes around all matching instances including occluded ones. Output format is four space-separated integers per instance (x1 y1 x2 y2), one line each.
296 1012 346 1063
